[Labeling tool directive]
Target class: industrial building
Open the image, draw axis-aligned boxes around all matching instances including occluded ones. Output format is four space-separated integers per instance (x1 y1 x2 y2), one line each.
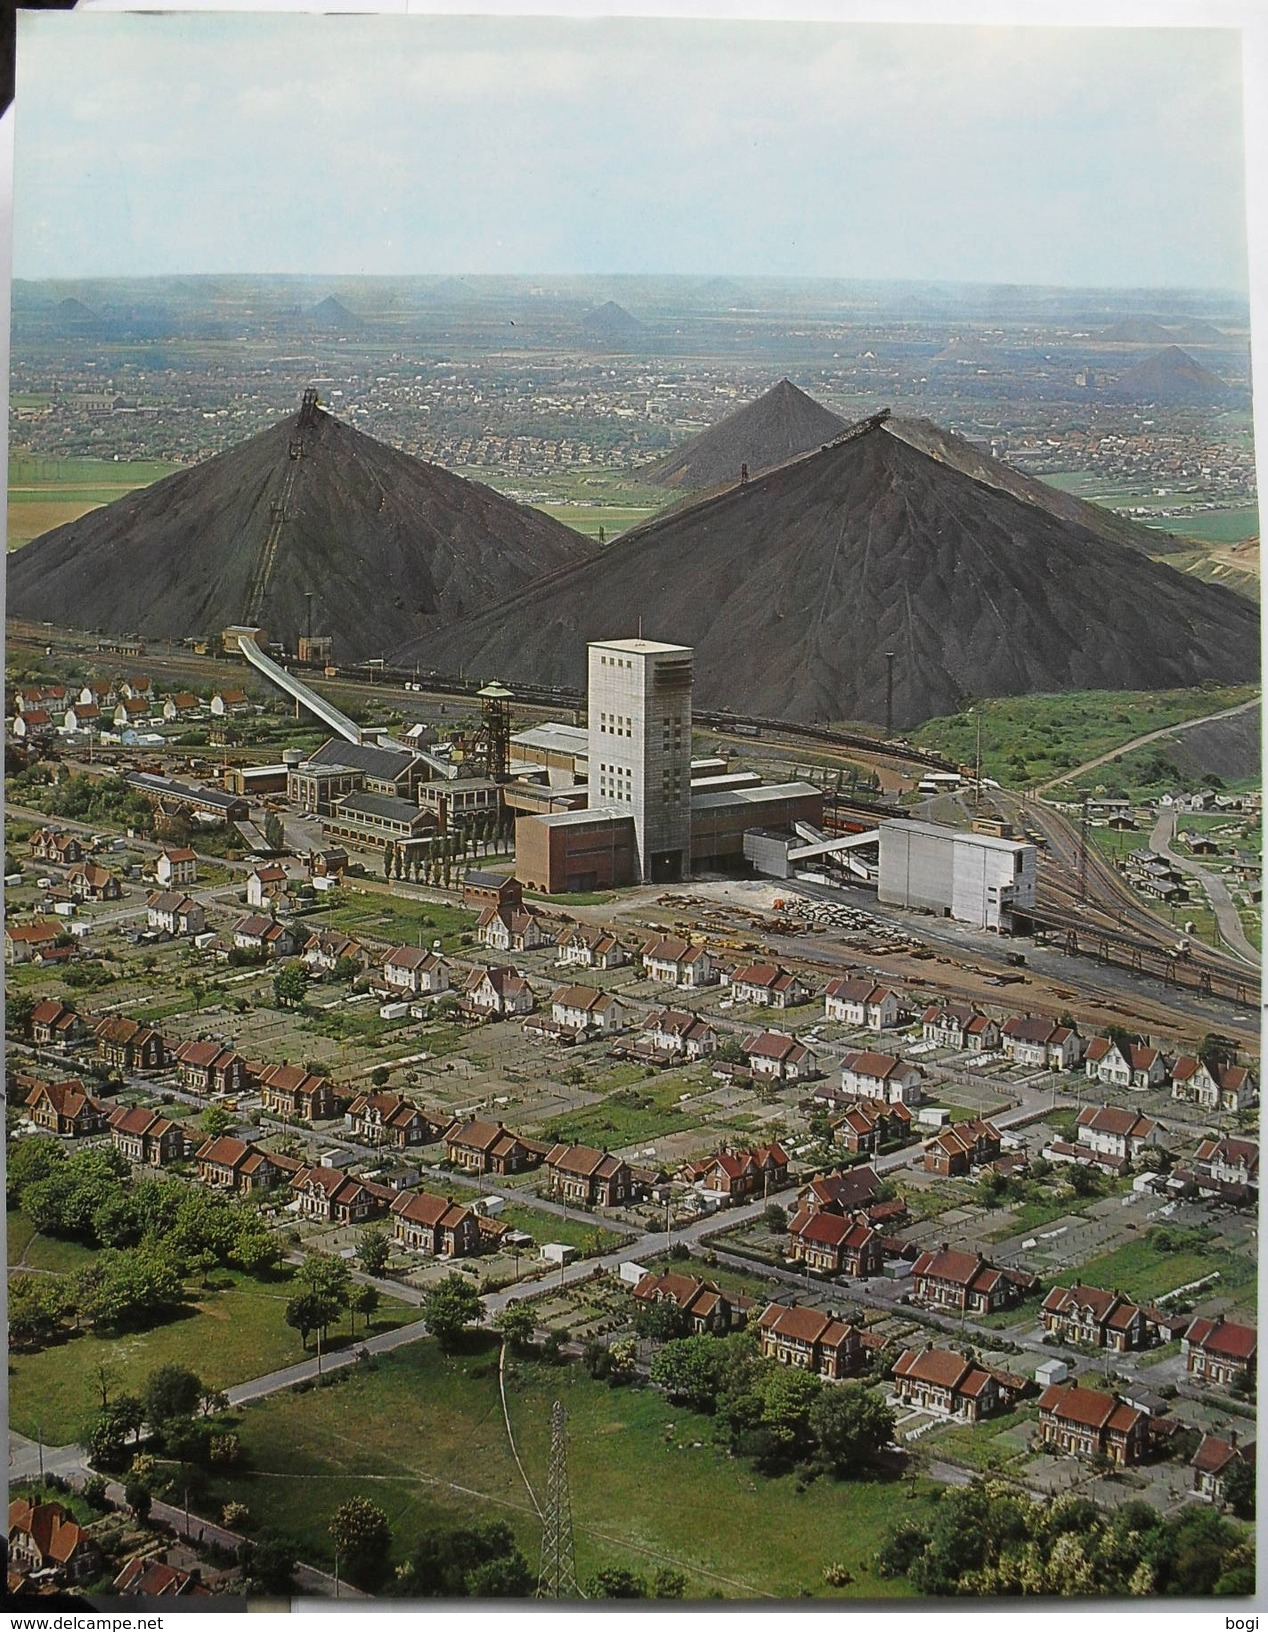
511 635 824 895
877 819 1035 931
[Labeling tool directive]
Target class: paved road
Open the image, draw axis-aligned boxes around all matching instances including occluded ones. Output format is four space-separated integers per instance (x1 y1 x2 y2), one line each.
1150 808 1260 969
1034 696 1261 794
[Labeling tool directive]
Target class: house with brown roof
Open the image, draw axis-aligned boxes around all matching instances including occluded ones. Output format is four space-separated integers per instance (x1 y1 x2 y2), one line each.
787 1207 883 1277
681 1142 789 1203
921 1006 1000 1052
891 1345 1021 1421
1000 1016 1085 1071
728 962 811 1009
461 964 534 1019
1051 1104 1161 1174
29 828 82 866
28 997 84 1048
109 1105 188 1166
303 930 367 977
113 696 152 728
390 1189 484 1256
1182 1316 1257 1389
155 847 198 888
381 946 448 995
12 707 54 741
162 692 203 723
556 923 628 969
824 977 904 1030
24 1078 109 1137
743 1029 818 1082
231 915 296 958
1179 1136 1259 1203
246 864 290 910
909 1245 1037 1315
346 1091 444 1148
476 902 547 952
1040 1284 1154 1352
5 922 61 964
65 863 121 902
1171 1056 1257 1113
632 1269 746 1335
211 687 250 715
840 1049 923 1106
196 1136 299 1194
173 1039 249 1097
755 1302 861 1380
1083 1037 1167 1091
1037 1383 1149 1466
443 1118 547 1176
257 1063 341 1122
800 1165 882 1216
923 1117 1003 1178
112 1555 210 1597
545 1143 639 1206
530 984 628 1041
639 1008 716 1061
8 1496 102 1584
290 1164 395 1225
146 891 205 937
94 1016 168 1072
833 1099 913 1156
63 702 102 734
641 934 717 988
1191 1431 1253 1504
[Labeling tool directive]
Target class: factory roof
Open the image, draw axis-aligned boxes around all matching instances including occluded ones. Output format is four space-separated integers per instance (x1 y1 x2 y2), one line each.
690 780 820 811
510 722 589 752
528 805 631 829
881 817 1032 854
335 790 429 824
308 737 420 779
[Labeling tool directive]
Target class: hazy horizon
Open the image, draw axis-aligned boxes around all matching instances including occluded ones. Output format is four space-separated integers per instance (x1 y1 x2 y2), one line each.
13 13 1251 292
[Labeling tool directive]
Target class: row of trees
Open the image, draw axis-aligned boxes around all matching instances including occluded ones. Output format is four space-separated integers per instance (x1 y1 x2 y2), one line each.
379 809 511 888
648 1330 895 1478
878 1479 1255 1596
284 1255 380 1349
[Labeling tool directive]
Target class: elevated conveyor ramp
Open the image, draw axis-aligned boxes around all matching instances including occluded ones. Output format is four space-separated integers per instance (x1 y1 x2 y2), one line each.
237 635 364 745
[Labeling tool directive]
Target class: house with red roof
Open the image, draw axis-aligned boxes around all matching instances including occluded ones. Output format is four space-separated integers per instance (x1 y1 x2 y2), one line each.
476 901 547 953
93 1015 168 1073
1047 1104 1161 1175
923 1117 1003 1177
5 921 62 965
1040 1283 1155 1352
632 1269 747 1335
545 1143 639 1206
681 1142 789 1203
146 891 206 937
1000 1016 1085 1071
196 1136 301 1194
29 828 83 866
8 1497 102 1584
173 1039 249 1097
303 931 366 978
787 1207 883 1277
109 1106 188 1166
755 1303 860 1380
461 965 534 1019
1178 1136 1259 1203
1182 1316 1257 1389
1084 1037 1168 1091
231 915 296 958
443 1118 548 1176
1191 1431 1253 1505
257 1063 341 1122
390 1189 484 1256
1037 1382 1149 1465
833 1098 913 1156
921 1006 1000 1052
555 924 629 970
347 1091 444 1148
24 1077 109 1137
381 946 448 995
112 1555 210 1597
1171 1055 1257 1112
28 997 84 1048
824 977 904 1030
891 1344 1022 1421
640 934 717 988
840 1049 923 1106
909 1245 1037 1315
638 1008 716 1062
290 1164 395 1226
155 846 198 888
728 962 811 1009
742 1029 818 1082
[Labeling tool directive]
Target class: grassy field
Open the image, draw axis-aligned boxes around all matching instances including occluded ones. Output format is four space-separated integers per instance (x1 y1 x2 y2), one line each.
7 1255 415 1444
492 1201 627 1256
317 895 476 952
8 455 185 550
199 1337 929 1597
1052 1237 1256 1313
542 1073 712 1149
910 686 1259 792
459 467 676 543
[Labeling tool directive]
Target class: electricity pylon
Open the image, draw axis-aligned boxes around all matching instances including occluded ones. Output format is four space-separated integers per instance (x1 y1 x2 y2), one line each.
537 1400 580 1598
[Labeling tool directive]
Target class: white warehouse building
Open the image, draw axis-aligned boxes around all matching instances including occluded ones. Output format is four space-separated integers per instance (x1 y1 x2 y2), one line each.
877 819 1036 932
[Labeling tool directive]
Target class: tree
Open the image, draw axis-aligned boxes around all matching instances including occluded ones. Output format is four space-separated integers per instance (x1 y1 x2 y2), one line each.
144 1363 204 1429
285 1290 339 1350
5 988 37 1037
383 843 394 880
350 1283 380 1334
330 1496 392 1587
124 1479 152 1521
264 810 285 852
242 1532 299 1596
1222 1454 1255 1520
586 1565 648 1598
355 1225 391 1278
422 1273 483 1350
650 1566 688 1599
200 1384 230 1417
6 1133 66 1204
201 1104 234 1139
751 1365 822 1465
273 962 309 1011
762 1202 788 1232
808 1383 896 1476
634 1297 691 1344
494 1303 537 1352
649 1335 726 1411
1067 1164 1102 1198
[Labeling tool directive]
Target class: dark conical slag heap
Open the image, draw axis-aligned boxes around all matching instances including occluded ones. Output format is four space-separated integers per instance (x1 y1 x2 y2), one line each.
635 378 848 490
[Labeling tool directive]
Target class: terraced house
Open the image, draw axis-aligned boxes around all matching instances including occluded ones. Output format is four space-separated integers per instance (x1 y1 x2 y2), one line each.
638 1007 716 1061
891 1345 1020 1422
909 1245 1037 1315
257 1063 341 1122
921 1005 999 1052
632 1269 746 1335
94 1015 168 1072
381 945 448 995
196 1136 300 1194
1037 1383 1149 1466
787 1207 883 1277
1039 1284 1155 1352
680 1141 789 1203
755 1302 860 1379
24 1077 109 1137
545 1142 638 1205
461 964 534 1019
1170 1055 1257 1112
390 1189 484 1256
1182 1316 1257 1389
290 1165 394 1225
108 1106 188 1166
1083 1037 1168 1090
923 1117 1003 1178
443 1118 548 1176
555 923 628 969
346 1090 443 1149
840 1048 923 1106
172 1039 249 1097
743 1029 817 1082
824 977 904 1030
640 933 716 988
999 1016 1084 1070
727 962 810 1008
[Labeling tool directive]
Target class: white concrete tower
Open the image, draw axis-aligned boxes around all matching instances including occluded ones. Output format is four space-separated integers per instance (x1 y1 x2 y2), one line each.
587 637 693 884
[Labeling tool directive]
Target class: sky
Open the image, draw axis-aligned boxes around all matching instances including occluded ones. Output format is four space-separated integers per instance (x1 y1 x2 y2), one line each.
9 8 1255 289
